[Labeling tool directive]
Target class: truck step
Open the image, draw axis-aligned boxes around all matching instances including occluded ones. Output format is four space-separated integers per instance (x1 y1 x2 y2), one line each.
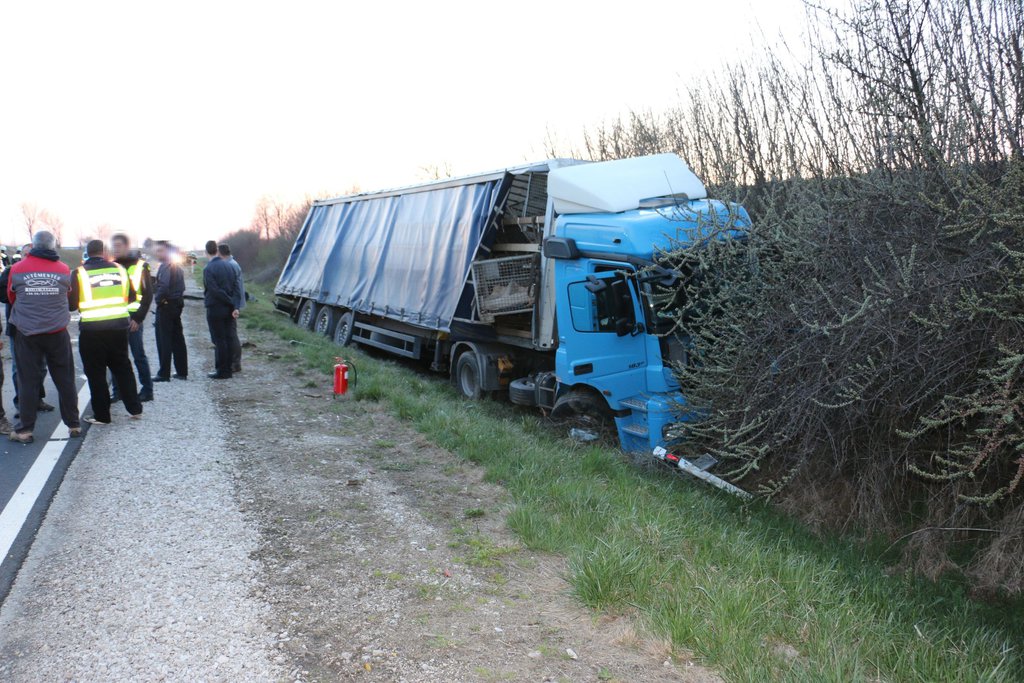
620 397 647 412
621 423 649 438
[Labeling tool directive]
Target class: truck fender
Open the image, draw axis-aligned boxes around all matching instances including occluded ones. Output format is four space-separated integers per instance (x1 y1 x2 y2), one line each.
449 342 508 393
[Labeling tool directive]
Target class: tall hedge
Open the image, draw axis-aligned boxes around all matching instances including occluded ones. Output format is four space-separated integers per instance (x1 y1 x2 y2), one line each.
580 0 1024 593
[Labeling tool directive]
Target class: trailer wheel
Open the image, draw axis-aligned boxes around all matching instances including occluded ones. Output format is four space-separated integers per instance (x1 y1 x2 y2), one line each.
333 312 355 346
454 353 483 400
314 306 340 337
296 300 318 331
551 388 614 442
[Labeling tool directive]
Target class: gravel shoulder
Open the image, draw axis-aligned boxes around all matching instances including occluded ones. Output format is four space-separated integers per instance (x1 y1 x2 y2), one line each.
0 302 283 682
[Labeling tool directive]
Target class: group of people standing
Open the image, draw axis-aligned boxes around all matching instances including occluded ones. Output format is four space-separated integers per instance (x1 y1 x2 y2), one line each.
0 231 245 443
0 246 26 268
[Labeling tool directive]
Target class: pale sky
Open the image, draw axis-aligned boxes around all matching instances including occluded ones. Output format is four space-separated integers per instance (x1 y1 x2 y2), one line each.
0 0 815 249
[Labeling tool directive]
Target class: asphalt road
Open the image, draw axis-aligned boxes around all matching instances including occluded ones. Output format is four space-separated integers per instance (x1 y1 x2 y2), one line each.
0 337 91 604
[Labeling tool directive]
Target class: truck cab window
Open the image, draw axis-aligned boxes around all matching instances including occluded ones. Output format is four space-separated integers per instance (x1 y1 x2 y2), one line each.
567 274 637 334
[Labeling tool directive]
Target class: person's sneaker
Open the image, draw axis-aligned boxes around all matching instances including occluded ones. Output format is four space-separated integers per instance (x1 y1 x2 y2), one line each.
68 427 83 438
0 417 11 436
129 412 143 420
84 416 111 426
232 365 242 373
139 391 154 403
37 401 55 412
153 376 171 383
9 431 34 444
172 374 188 380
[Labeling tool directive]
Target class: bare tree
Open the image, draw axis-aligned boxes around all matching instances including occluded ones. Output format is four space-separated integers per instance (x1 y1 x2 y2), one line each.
418 162 453 180
39 210 64 247
251 197 279 241
21 203 41 239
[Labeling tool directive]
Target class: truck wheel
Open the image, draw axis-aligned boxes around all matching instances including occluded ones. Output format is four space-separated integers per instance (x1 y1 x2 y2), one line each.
333 312 355 346
454 353 483 400
551 388 614 442
296 300 318 331
315 306 339 337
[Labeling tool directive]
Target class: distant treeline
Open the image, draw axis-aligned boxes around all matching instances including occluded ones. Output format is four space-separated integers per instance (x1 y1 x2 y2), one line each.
219 197 313 284
568 0 1024 594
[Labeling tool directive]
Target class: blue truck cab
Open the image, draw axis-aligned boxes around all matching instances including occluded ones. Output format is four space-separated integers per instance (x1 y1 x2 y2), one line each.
543 156 751 452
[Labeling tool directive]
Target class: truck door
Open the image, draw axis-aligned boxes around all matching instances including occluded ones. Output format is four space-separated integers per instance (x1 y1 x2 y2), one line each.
555 265 648 406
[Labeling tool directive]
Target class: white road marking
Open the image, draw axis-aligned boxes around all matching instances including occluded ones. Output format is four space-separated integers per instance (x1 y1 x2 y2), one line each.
47 383 92 441
0 381 93 563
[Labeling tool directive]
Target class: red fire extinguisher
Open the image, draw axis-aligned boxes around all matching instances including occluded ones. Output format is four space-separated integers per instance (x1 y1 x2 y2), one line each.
333 357 356 398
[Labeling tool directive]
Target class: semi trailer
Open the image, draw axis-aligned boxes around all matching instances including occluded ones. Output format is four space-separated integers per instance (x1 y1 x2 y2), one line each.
275 153 750 455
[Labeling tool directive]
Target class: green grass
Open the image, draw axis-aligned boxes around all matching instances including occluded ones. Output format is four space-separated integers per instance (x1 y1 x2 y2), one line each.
243 287 1023 681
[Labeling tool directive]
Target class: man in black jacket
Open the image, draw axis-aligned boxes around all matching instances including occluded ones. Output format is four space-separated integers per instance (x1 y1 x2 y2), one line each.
152 241 188 381
203 240 238 379
110 234 154 401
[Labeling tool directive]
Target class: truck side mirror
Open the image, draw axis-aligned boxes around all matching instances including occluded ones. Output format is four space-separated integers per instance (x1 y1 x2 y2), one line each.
543 237 580 260
637 264 680 287
584 274 607 293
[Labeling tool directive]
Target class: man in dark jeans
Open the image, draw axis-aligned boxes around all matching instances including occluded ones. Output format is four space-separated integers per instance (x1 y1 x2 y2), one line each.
152 241 188 382
71 240 143 425
218 243 245 373
0 244 55 418
203 240 239 379
110 233 154 402
6 231 81 443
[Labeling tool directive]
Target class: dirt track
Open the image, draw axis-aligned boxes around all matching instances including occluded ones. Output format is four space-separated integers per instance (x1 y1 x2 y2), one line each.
220 316 718 682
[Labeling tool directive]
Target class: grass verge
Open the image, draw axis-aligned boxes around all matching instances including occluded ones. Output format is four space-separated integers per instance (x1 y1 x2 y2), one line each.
243 289 1022 682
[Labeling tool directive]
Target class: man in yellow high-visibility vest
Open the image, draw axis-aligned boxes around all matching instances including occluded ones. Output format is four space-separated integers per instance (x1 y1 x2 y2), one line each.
70 239 143 425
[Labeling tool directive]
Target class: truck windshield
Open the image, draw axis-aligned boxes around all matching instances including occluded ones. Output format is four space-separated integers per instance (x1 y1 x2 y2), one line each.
640 240 753 337
637 263 695 336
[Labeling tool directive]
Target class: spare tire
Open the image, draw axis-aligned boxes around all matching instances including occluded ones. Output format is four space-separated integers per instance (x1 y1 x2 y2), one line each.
509 377 537 406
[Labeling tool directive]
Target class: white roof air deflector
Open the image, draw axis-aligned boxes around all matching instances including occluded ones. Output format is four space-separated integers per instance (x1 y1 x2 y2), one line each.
548 153 707 214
